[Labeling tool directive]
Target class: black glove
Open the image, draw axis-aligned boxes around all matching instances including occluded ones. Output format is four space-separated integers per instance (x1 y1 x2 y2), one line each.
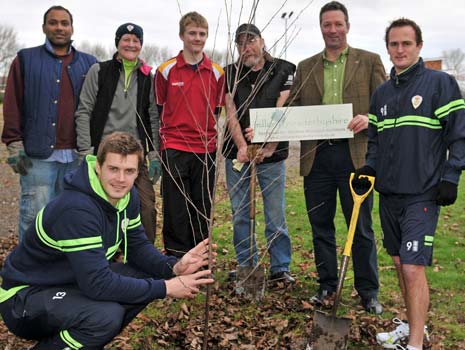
354 165 376 179
352 165 376 193
436 180 457 206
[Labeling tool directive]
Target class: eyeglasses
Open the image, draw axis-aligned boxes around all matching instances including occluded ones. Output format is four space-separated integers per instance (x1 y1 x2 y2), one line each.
236 37 259 47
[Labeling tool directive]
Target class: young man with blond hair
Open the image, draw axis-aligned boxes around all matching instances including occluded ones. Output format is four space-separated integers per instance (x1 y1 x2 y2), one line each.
155 12 225 257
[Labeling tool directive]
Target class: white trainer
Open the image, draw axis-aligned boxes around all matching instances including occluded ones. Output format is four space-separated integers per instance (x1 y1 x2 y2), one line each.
393 345 422 350
376 318 429 349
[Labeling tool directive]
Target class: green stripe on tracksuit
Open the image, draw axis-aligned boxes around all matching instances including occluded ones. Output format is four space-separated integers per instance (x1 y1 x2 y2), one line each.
0 265 149 349
435 98 465 119
35 208 103 252
60 330 83 349
371 115 442 132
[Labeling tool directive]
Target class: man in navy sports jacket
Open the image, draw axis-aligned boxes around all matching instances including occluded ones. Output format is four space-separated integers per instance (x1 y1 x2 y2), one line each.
355 18 465 350
0 132 215 350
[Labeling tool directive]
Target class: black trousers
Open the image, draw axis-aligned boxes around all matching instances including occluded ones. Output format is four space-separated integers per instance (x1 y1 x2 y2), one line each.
161 149 215 257
0 263 149 350
303 142 379 299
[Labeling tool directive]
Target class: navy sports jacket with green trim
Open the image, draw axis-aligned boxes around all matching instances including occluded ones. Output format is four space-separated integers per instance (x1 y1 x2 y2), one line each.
1 156 177 304
366 58 465 195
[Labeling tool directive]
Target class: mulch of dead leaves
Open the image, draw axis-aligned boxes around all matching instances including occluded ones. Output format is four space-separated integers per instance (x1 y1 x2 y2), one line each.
0 234 455 350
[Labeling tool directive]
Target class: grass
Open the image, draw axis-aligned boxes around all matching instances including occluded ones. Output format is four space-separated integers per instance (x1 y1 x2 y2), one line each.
138 165 465 349
1 142 463 348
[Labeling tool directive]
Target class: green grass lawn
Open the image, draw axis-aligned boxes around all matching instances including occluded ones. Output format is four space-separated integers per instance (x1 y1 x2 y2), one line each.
280 173 465 346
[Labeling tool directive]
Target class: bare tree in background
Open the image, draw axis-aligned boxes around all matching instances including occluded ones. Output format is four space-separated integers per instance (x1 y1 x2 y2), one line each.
76 41 173 66
443 48 465 79
76 40 113 62
140 43 172 67
0 24 19 86
205 48 229 67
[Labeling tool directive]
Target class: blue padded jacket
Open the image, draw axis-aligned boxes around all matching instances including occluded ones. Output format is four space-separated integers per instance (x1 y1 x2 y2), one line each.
18 42 96 158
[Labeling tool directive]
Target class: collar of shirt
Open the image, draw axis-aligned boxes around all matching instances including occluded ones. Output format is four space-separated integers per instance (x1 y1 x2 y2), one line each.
176 50 212 72
322 46 348 105
390 57 423 86
396 57 421 77
44 38 73 57
322 46 349 65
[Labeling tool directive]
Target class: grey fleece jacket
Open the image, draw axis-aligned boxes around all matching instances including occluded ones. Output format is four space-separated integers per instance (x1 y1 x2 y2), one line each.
75 60 159 155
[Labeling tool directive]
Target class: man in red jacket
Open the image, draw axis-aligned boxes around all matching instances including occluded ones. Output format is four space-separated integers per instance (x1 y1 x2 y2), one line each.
155 11 225 258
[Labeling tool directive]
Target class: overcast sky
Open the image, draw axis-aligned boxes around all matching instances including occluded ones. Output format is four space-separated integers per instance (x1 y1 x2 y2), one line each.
2 0 465 69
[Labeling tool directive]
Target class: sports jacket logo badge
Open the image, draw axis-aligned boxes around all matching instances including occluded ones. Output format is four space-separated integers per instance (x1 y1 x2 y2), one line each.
52 291 66 300
121 218 130 232
380 104 387 117
127 24 134 32
411 95 423 109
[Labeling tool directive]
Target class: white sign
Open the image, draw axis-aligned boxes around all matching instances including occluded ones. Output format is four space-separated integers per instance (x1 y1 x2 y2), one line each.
249 104 354 143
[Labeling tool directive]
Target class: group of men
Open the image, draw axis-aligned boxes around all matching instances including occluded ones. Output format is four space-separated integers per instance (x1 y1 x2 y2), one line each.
1 2 464 350
1 7 218 350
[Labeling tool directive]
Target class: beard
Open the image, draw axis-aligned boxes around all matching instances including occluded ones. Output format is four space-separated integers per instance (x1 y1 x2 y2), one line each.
242 55 261 68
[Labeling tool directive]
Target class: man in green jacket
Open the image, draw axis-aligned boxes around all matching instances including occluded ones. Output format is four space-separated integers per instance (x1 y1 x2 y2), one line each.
286 1 386 314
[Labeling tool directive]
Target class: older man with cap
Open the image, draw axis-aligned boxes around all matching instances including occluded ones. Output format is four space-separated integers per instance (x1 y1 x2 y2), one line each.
75 22 160 243
223 23 295 285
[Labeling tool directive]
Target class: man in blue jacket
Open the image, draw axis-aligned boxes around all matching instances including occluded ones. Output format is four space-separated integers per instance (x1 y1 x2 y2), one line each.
1 5 97 242
0 132 215 350
355 18 465 350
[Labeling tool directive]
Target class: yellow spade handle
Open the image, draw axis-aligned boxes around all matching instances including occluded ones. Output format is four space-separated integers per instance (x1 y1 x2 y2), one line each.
342 173 375 257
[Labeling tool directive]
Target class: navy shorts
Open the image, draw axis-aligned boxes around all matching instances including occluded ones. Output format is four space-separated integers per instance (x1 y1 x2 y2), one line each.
379 194 439 266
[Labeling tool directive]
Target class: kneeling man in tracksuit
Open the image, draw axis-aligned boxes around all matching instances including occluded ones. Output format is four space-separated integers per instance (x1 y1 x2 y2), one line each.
0 132 215 350
354 18 465 350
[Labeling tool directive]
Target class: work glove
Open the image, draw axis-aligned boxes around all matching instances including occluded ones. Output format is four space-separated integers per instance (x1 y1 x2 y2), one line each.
148 151 162 184
352 165 376 193
436 180 457 206
7 141 32 176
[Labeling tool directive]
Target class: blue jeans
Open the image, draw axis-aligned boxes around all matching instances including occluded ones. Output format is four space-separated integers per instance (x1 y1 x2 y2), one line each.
225 159 291 274
19 158 78 242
